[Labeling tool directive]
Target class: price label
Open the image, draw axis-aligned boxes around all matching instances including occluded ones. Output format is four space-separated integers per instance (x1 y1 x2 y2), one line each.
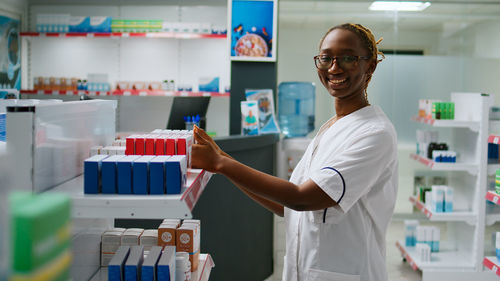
493 196 499 204
139 91 147 96
181 92 189 97
122 33 130 38
67 91 74 95
492 265 498 273
123 91 131 96
89 91 96 96
52 90 59 96
87 33 95 38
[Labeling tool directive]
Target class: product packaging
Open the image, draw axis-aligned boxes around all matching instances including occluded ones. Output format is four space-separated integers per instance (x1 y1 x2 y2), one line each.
89 16 112 33
165 155 187 194
84 154 109 194
149 156 171 194
432 227 440 252
121 229 144 246
124 245 144 281
444 186 454 212
177 224 200 271
141 246 162 281
241 101 259 136
117 155 141 194
158 223 177 248
101 155 126 194
132 156 156 194
68 16 90 32
108 246 131 281
140 229 159 251
157 246 176 281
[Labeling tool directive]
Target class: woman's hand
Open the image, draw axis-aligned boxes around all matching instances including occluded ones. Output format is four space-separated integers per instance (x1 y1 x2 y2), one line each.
191 126 227 173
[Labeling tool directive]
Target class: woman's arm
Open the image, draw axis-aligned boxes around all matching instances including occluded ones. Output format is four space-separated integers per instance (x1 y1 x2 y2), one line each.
191 127 336 212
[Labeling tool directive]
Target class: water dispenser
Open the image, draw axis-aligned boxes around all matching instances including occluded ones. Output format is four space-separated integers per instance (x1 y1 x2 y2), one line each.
278 82 315 137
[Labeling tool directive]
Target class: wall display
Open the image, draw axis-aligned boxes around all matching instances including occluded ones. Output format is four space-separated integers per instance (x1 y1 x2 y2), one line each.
241 101 259 135
0 15 20 90
230 0 277 62
245 89 280 134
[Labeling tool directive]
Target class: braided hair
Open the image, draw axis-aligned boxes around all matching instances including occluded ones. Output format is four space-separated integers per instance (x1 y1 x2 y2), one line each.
318 23 384 102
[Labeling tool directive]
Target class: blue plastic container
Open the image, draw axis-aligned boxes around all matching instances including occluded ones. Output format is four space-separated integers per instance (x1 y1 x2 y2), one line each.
278 82 315 138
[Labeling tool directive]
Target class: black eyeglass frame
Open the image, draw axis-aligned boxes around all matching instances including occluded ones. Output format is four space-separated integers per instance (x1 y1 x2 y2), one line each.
313 55 371 70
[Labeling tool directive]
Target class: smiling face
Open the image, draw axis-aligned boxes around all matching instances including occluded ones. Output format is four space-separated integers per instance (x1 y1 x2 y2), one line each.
317 28 375 100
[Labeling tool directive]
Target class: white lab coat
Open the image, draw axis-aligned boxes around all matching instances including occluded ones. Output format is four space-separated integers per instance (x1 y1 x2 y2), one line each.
283 105 398 281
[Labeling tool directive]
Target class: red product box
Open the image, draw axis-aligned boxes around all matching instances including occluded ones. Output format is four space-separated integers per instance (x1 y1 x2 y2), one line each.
177 138 186 155
125 138 135 155
155 137 165 155
135 137 145 155
145 136 156 155
166 138 176 155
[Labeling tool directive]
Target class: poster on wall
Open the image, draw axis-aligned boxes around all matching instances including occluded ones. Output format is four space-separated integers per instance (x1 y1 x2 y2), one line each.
230 0 277 62
0 15 20 90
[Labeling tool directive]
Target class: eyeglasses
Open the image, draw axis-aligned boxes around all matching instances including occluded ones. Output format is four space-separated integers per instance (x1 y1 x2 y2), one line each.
314 55 370 70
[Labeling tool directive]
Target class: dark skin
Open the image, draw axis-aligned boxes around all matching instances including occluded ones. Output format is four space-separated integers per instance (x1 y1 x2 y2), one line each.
191 28 377 217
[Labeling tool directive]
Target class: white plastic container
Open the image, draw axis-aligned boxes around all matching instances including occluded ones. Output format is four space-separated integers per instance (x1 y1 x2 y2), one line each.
176 252 191 281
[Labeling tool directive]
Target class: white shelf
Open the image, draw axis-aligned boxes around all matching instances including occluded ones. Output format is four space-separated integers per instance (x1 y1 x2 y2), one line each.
20 89 230 97
90 253 214 281
488 164 500 176
48 169 212 219
409 196 477 223
410 153 479 174
483 256 500 277
486 213 500 226
411 116 480 131
21 32 227 39
396 240 475 272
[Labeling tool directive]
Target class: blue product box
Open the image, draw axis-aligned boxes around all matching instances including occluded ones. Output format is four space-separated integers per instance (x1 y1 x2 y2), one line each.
117 155 141 194
497 248 500 260
108 246 131 281
157 246 176 281
198 77 219 92
69 16 90 32
125 246 144 281
0 113 5 142
141 246 162 281
133 156 156 194
432 241 440 252
84 154 109 194
149 156 171 194
89 16 112 33
165 155 187 194
101 155 125 194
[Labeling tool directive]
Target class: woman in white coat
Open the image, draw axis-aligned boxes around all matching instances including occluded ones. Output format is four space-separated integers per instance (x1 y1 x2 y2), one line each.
192 23 398 281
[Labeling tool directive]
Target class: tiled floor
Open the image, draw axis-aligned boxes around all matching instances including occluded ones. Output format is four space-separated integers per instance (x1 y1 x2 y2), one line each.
266 219 423 281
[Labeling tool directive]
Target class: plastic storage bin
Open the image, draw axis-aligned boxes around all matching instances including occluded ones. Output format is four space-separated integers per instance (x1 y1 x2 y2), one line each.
278 82 315 138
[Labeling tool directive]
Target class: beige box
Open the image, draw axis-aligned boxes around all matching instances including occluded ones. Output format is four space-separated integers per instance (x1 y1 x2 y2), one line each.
121 229 144 245
101 243 120 254
162 219 181 227
158 223 177 247
101 231 123 244
101 252 115 267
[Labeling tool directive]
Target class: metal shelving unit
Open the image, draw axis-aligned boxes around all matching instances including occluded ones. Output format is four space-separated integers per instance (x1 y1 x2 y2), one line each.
20 89 230 97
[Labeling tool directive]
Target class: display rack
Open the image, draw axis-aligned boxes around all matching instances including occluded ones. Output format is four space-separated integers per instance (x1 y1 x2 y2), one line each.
411 116 480 131
396 241 475 271
89 253 215 281
400 93 498 281
409 153 478 173
20 32 226 39
20 89 230 97
483 257 500 277
408 196 476 223
48 169 212 219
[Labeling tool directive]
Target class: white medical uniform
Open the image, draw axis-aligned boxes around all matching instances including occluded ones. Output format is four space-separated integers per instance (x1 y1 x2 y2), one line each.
283 105 398 281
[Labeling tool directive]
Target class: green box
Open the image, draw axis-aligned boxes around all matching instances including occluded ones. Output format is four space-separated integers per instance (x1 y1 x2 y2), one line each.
10 192 71 273
450 102 455 119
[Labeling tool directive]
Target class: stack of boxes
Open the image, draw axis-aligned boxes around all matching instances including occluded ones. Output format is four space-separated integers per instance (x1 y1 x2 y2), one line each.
9 192 72 281
418 99 455 120
404 220 441 263
83 154 187 195
416 185 454 213
101 228 126 266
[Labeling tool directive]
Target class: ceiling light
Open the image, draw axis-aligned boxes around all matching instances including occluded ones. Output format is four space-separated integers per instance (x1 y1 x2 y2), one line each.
369 1 431 12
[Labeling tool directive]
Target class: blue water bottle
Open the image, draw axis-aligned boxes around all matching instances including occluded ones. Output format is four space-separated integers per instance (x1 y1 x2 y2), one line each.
278 82 315 137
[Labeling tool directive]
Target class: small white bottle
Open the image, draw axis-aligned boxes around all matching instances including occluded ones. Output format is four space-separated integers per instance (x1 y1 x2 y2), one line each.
175 252 191 281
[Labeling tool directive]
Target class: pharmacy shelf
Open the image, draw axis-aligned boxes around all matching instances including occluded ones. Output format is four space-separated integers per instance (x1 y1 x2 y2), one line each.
410 153 479 174
396 240 475 272
48 169 212 219
483 256 500 277
489 135 500 145
89 253 214 281
409 196 477 223
486 213 500 226
20 32 227 39
411 116 480 131
20 89 230 97
487 191 500 205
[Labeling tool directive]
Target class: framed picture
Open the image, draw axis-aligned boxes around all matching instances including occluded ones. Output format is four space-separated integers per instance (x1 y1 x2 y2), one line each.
229 0 277 62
